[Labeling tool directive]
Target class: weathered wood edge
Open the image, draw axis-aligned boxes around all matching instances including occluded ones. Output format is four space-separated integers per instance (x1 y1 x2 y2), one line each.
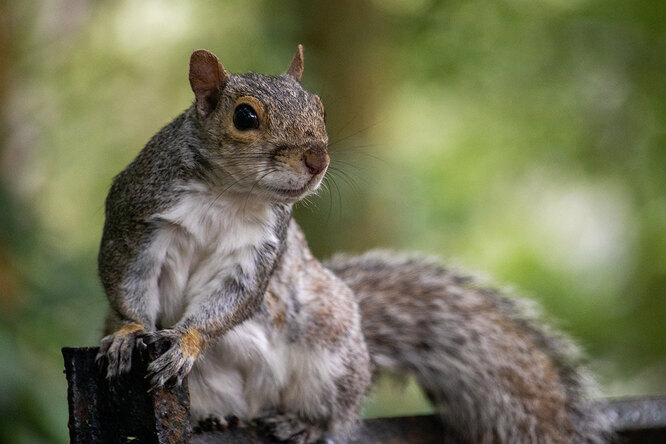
63 346 191 444
63 346 666 443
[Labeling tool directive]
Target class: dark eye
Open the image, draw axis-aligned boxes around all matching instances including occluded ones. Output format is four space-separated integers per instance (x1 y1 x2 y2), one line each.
233 104 260 131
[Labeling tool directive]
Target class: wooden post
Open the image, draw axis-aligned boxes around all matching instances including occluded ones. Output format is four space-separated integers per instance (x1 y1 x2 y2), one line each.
63 346 191 444
63 347 666 443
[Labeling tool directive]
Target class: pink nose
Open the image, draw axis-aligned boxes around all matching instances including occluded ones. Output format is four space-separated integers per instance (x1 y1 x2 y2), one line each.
303 149 329 176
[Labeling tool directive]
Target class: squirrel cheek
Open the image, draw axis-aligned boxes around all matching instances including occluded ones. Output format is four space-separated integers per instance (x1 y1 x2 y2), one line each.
274 152 303 175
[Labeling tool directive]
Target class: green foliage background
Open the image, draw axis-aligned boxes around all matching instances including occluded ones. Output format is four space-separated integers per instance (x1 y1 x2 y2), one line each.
0 0 664 442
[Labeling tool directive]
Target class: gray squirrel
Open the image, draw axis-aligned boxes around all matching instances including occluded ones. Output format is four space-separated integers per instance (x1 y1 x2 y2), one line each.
97 46 612 443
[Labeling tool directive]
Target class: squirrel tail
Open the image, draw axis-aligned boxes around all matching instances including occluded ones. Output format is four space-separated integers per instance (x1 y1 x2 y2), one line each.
325 250 612 443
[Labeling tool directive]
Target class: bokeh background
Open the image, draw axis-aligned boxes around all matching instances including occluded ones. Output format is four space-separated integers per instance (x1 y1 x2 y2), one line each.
1 0 664 442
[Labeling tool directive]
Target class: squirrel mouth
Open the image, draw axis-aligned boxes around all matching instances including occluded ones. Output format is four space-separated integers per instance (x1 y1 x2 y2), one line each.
271 185 308 198
270 176 320 200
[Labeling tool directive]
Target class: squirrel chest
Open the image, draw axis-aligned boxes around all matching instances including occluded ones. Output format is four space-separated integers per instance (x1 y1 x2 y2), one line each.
152 183 280 328
151 186 351 421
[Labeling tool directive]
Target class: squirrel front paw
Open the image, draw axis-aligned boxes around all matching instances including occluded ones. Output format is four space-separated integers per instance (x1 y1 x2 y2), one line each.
142 328 202 389
96 323 146 379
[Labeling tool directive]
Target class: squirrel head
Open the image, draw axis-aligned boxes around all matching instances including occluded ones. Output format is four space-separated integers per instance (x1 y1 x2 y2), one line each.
188 46 329 204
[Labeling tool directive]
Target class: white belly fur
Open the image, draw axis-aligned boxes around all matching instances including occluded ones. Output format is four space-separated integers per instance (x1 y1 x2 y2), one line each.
188 318 345 422
148 184 342 421
153 183 277 327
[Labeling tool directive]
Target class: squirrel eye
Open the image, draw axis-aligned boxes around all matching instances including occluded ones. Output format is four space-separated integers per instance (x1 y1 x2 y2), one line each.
233 104 260 131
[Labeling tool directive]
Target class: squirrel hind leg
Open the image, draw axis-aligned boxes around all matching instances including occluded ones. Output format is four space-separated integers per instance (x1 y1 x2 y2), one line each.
255 412 328 444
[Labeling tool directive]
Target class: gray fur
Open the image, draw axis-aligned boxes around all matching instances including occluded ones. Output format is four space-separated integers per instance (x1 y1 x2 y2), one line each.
98 48 612 443
326 250 613 443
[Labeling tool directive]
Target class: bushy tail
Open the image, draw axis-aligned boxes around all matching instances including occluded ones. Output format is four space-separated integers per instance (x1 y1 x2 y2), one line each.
325 250 612 444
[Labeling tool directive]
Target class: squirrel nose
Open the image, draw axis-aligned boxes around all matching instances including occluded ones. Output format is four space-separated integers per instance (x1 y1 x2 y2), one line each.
303 148 329 176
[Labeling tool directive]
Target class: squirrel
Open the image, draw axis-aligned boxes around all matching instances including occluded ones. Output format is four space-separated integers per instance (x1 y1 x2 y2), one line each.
97 45 612 443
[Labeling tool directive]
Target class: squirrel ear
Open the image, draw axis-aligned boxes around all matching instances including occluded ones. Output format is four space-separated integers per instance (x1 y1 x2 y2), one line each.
189 49 229 118
286 44 304 82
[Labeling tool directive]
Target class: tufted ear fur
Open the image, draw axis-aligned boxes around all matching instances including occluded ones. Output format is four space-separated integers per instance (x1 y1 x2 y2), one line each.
189 49 228 118
286 44 304 82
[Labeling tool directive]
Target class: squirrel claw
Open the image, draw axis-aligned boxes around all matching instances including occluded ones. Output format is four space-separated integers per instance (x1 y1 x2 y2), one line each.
138 330 161 345
97 327 146 379
145 329 195 389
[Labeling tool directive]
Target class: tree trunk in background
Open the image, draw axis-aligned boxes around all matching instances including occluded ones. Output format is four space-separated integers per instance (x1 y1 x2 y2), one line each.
0 0 18 309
